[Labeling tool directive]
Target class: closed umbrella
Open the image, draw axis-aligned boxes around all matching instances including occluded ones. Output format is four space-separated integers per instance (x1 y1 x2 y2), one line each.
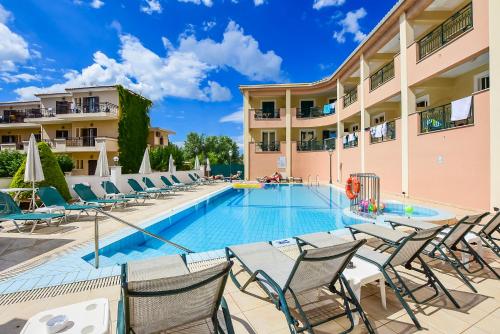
24 134 44 211
206 158 211 177
94 142 110 177
194 155 200 171
168 154 175 174
139 148 152 174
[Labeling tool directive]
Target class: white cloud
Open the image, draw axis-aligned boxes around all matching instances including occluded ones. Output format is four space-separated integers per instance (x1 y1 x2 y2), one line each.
220 107 243 123
1 73 40 83
161 37 174 51
204 81 232 101
313 0 345 10
333 8 367 43
0 5 30 72
254 0 266 6
203 20 216 31
178 0 213 7
90 0 104 9
141 0 162 14
178 21 282 81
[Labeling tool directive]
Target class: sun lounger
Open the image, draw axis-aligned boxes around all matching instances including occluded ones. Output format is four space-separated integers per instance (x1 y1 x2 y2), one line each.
101 181 147 204
226 241 374 334
188 173 205 185
38 186 100 221
295 231 348 251
160 175 188 191
73 183 129 211
0 192 64 233
387 214 499 290
171 175 196 189
348 223 459 329
127 179 165 199
117 254 235 334
472 211 500 257
194 172 215 184
141 177 173 196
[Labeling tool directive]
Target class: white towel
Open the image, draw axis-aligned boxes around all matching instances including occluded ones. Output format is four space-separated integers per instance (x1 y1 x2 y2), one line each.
370 127 376 137
374 125 383 138
381 122 388 137
451 96 472 121
343 136 348 144
348 133 356 142
329 103 336 113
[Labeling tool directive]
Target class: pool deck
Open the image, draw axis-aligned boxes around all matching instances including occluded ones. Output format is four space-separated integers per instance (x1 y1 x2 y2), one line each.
0 183 497 333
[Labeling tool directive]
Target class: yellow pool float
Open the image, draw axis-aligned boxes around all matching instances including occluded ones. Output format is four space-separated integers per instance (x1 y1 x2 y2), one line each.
232 183 263 189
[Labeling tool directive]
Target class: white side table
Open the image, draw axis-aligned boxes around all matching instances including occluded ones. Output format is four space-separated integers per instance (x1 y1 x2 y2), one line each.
344 257 386 325
21 298 110 334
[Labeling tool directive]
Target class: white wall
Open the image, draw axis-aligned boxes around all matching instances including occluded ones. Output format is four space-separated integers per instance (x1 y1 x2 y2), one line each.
65 170 197 198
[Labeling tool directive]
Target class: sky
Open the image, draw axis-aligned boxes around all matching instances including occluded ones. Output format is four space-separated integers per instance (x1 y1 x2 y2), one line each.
0 0 398 148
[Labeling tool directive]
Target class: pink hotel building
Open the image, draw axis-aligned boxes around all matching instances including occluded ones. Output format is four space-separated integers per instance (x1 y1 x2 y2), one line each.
240 0 500 211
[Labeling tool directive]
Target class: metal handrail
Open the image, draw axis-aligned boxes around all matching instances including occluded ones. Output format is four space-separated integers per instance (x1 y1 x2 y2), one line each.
93 208 193 268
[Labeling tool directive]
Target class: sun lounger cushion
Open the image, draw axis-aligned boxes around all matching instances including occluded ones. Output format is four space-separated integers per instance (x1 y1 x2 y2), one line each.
386 218 437 230
355 246 391 267
351 223 407 243
127 255 189 282
296 232 348 248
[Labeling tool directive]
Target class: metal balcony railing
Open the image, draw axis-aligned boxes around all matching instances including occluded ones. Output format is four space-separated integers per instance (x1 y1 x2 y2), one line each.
418 2 473 60
419 101 473 134
343 88 358 108
252 109 280 119
255 142 280 152
65 136 97 147
297 138 336 151
342 133 359 149
369 60 395 91
370 120 396 144
296 106 335 118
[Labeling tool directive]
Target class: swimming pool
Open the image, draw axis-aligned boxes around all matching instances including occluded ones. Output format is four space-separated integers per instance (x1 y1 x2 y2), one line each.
84 184 364 266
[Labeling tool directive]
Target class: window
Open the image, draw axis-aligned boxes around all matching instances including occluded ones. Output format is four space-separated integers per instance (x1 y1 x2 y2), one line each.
372 113 385 126
155 131 161 137
474 71 489 92
300 129 315 142
56 130 69 139
261 101 276 118
416 95 430 109
351 124 360 132
83 96 100 113
75 160 84 170
261 130 277 151
328 98 337 105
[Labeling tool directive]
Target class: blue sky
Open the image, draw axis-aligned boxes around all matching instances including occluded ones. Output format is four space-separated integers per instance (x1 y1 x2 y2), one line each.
0 0 397 148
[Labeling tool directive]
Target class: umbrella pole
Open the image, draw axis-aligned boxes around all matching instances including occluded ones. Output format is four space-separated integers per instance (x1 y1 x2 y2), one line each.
31 181 35 212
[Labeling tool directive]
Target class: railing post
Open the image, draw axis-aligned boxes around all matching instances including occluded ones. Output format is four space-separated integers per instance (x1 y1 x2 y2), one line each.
94 210 99 269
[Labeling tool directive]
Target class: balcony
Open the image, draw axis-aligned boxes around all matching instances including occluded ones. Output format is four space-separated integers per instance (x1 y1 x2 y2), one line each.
38 136 119 153
342 133 359 149
369 60 395 91
417 3 473 61
0 142 24 151
254 141 281 153
370 120 396 144
343 89 358 108
249 108 286 129
296 106 335 119
419 100 473 134
252 109 280 119
297 138 336 152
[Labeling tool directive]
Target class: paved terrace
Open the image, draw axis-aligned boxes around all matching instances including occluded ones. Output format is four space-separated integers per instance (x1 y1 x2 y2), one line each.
0 183 498 334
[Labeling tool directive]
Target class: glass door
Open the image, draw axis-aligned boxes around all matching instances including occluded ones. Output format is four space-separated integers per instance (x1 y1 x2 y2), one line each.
300 100 314 117
261 101 275 118
262 131 276 151
81 128 97 146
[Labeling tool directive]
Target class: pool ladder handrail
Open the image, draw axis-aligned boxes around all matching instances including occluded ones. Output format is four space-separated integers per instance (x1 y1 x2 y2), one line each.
315 175 320 186
92 208 194 268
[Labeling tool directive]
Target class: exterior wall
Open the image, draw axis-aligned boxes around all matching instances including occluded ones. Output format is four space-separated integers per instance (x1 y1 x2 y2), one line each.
365 55 401 108
71 90 119 106
248 141 286 180
291 142 338 183
249 108 286 129
249 96 286 109
339 145 361 183
249 128 286 142
407 0 489 86
365 119 402 194
292 112 337 128
148 130 170 147
408 90 490 210
69 151 117 176
340 86 360 121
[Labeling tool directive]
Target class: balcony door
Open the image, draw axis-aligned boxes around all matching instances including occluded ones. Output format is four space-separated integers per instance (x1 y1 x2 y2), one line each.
300 100 314 117
56 101 70 114
262 130 276 151
83 96 100 113
1 135 18 144
261 101 275 118
81 128 97 146
88 160 97 175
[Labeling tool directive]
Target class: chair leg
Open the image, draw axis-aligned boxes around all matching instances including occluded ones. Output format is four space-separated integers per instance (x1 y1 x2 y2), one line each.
419 256 460 309
466 241 500 279
341 276 375 334
434 247 477 293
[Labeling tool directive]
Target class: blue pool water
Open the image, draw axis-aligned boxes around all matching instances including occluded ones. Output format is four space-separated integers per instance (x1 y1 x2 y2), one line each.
83 184 439 267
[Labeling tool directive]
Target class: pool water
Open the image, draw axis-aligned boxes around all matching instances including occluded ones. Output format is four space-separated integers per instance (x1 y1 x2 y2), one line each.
83 184 440 267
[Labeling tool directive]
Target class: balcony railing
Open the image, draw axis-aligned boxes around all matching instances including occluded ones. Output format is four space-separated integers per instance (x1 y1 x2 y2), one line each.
255 142 280 152
370 60 395 91
343 89 358 108
296 106 335 119
252 109 280 119
417 2 473 60
370 120 396 144
342 133 359 149
297 138 336 152
419 101 473 134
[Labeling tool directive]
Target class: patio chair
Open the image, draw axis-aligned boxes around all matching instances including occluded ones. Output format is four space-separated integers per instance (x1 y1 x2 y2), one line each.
188 173 205 185
38 186 100 221
101 181 148 204
73 183 129 211
472 211 500 257
141 177 173 197
387 214 500 291
171 175 196 190
295 231 350 252
117 254 235 334
0 192 64 233
225 240 375 334
127 178 164 198
348 224 460 330
194 172 215 184
161 175 188 191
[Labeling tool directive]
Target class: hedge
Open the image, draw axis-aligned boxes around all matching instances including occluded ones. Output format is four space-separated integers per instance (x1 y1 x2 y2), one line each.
117 85 152 173
10 142 71 200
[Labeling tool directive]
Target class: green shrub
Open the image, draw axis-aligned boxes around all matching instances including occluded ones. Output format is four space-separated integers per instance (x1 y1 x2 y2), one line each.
10 142 71 200
0 150 25 177
56 154 74 173
117 85 152 173
150 144 185 171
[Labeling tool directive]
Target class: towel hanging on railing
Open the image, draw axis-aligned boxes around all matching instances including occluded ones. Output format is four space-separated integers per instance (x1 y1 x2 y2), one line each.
451 96 472 121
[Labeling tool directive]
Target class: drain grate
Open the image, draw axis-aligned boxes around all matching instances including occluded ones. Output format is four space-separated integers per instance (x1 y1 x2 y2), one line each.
0 275 120 306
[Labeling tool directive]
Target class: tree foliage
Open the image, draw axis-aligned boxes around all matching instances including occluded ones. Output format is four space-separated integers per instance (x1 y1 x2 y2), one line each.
183 132 241 166
117 85 152 173
0 150 25 177
10 142 71 200
149 144 186 171
56 154 74 173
